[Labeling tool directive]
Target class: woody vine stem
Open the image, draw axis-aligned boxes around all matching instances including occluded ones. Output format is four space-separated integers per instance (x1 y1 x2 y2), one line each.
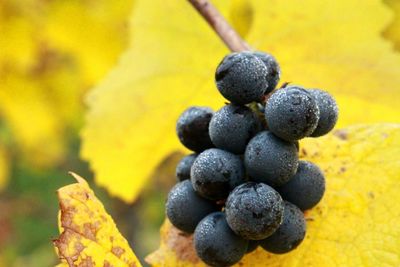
188 0 251 52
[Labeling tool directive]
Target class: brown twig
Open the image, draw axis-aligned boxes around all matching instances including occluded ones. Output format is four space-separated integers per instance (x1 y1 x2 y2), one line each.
188 0 251 52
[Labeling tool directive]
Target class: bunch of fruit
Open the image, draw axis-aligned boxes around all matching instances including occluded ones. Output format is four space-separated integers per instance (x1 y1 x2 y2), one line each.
166 51 338 267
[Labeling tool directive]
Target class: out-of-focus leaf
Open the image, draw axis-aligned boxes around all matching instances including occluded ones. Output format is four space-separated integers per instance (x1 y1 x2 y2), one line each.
43 0 133 84
82 0 400 202
147 123 400 267
383 0 400 51
0 0 133 167
53 173 142 267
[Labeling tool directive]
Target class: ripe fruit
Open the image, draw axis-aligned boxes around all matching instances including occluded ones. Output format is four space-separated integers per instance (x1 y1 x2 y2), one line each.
209 104 261 154
309 89 339 137
215 52 268 104
169 50 336 264
252 51 280 94
191 148 245 200
176 106 214 152
278 160 325 210
166 180 218 233
225 182 284 240
265 86 320 141
244 131 298 187
194 212 248 267
176 154 197 181
260 201 306 254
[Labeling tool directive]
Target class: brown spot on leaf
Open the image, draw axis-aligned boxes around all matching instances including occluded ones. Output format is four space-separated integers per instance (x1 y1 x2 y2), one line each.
75 241 85 255
111 246 125 257
167 226 199 264
101 215 108 222
60 204 76 229
339 166 346 173
78 256 94 267
83 222 100 241
53 229 83 265
368 192 375 199
104 260 113 267
305 216 315 221
334 129 348 140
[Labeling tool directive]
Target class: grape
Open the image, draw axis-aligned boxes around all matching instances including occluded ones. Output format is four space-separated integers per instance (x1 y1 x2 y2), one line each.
244 131 298 187
252 51 280 94
278 160 325 210
260 201 306 254
209 104 261 154
176 106 214 152
265 86 320 141
225 182 284 240
194 212 248 267
191 148 245 200
308 89 338 137
175 154 197 182
215 52 268 104
166 180 218 233
169 49 334 264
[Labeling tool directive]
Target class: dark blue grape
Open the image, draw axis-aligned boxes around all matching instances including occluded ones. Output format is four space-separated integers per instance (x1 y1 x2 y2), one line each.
252 51 280 94
215 52 268 104
278 160 325 211
191 148 245 200
209 104 261 154
265 86 320 141
176 106 214 152
176 154 197 182
244 131 298 187
194 212 248 267
260 201 306 254
309 89 338 137
225 182 284 240
166 180 218 233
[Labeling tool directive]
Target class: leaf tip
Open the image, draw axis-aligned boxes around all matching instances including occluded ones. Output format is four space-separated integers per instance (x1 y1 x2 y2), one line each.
68 171 88 185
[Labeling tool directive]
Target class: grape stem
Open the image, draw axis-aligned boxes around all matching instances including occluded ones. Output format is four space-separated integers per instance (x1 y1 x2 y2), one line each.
187 0 251 52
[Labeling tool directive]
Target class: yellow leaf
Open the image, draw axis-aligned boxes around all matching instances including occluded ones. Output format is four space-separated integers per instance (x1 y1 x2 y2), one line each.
43 0 134 84
53 173 142 267
383 0 400 51
0 0 133 167
82 0 400 202
147 123 400 267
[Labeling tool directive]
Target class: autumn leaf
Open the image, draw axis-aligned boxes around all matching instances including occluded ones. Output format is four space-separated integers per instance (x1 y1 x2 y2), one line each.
0 0 133 168
146 123 400 267
81 0 400 202
53 173 142 267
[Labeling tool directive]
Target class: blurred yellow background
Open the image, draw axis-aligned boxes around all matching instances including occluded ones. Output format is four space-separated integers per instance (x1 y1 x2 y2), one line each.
0 0 142 266
0 0 399 266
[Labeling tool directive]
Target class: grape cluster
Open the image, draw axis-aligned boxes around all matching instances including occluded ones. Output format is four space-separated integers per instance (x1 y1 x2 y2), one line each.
166 51 338 267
